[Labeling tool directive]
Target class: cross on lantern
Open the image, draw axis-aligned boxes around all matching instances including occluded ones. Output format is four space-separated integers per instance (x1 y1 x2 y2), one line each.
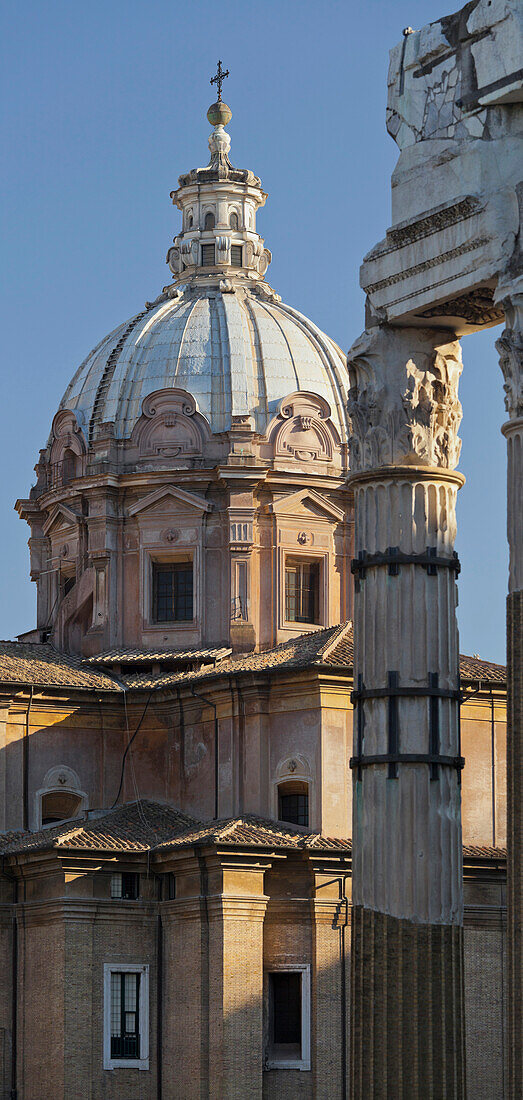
210 60 229 102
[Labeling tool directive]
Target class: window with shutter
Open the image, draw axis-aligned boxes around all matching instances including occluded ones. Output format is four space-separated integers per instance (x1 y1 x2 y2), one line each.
230 244 243 266
104 963 149 1070
201 243 215 266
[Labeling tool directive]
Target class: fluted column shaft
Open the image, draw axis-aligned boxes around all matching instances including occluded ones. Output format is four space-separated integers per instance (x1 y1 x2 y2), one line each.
347 326 466 1098
496 277 523 1099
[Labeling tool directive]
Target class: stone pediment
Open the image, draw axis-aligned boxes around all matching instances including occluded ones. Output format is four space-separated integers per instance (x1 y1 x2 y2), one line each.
43 503 82 536
266 488 344 523
130 388 211 460
127 485 212 518
266 392 341 465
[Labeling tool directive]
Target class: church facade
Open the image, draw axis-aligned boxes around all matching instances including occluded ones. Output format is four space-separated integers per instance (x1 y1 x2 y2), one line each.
0 77 509 1099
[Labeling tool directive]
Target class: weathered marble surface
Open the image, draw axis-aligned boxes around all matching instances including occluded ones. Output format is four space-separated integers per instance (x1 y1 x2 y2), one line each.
360 0 523 333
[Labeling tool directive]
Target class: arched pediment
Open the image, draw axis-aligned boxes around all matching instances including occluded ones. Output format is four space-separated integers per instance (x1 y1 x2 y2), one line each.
130 388 212 459
50 409 87 467
267 392 341 464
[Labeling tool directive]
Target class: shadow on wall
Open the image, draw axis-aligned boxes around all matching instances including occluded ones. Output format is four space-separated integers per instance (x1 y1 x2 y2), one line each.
0 694 221 834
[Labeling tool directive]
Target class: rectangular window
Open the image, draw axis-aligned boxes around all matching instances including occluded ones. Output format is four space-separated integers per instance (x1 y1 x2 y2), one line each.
111 972 140 1060
230 244 243 267
153 562 193 623
110 872 140 900
201 243 215 266
279 789 309 827
231 559 248 621
103 963 149 1070
285 558 320 624
266 966 311 1070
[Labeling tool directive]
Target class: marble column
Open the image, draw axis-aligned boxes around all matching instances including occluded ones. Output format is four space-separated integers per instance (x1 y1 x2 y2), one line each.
496 275 523 1100
347 325 466 1097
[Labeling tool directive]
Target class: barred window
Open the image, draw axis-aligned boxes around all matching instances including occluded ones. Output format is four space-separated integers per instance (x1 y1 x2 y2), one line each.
230 244 243 266
201 243 215 266
110 872 140 900
111 972 140 1060
153 562 193 623
285 558 320 624
104 963 149 1070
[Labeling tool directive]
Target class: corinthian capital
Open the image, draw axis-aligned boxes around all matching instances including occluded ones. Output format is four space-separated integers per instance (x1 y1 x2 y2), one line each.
495 275 523 421
347 325 462 474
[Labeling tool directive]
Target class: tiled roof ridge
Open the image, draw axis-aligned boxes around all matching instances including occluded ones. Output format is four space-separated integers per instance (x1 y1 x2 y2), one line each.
0 799 507 860
315 620 353 663
85 645 232 665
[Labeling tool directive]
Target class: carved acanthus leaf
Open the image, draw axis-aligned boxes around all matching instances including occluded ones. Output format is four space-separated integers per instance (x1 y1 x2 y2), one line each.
347 326 463 473
496 327 523 419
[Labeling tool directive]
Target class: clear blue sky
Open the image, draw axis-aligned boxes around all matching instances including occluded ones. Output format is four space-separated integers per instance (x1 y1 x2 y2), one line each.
0 0 508 662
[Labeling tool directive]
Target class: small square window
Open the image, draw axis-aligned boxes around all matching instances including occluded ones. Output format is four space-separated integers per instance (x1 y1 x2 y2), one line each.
266 966 310 1070
153 562 193 623
104 964 149 1070
111 872 139 900
201 243 215 266
230 244 243 267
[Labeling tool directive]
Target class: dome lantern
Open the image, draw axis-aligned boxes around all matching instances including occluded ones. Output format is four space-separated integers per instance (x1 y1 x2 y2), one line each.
167 63 271 282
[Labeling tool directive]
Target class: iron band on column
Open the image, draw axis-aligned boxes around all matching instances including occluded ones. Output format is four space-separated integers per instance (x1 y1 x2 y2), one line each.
351 546 461 579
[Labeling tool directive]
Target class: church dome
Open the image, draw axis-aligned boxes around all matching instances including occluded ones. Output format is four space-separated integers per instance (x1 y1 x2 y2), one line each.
58 282 350 443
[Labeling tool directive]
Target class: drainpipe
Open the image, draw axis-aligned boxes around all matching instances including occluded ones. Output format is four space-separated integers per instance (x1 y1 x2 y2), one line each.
339 873 349 1100
2 856 19 1100
23 686 33 831
190 687 218 819
196 849 210 1095
156 910 163 1100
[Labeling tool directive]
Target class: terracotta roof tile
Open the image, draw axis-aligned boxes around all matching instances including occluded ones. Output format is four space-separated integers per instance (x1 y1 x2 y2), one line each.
463 843 507 859
0 801 198 854
0 641 122 691
0 801 506 862
0 626 505 693
458 654 506 683
85 646 232 665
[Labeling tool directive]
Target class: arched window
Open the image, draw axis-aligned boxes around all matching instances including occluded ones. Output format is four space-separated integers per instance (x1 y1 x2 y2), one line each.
36 766 87 828
229 211 239 229
204 211 215 230
188 213 193 229
62 448 77 486
41 790 83 826
278 780 309 827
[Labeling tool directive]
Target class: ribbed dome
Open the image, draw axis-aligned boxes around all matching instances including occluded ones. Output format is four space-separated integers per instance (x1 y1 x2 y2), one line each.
58 284 350 443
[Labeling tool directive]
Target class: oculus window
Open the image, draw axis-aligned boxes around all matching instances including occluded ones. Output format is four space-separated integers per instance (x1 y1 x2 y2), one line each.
285 558 320 624
153 562 193 623
266 966 311 1070
103 963 149 1070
